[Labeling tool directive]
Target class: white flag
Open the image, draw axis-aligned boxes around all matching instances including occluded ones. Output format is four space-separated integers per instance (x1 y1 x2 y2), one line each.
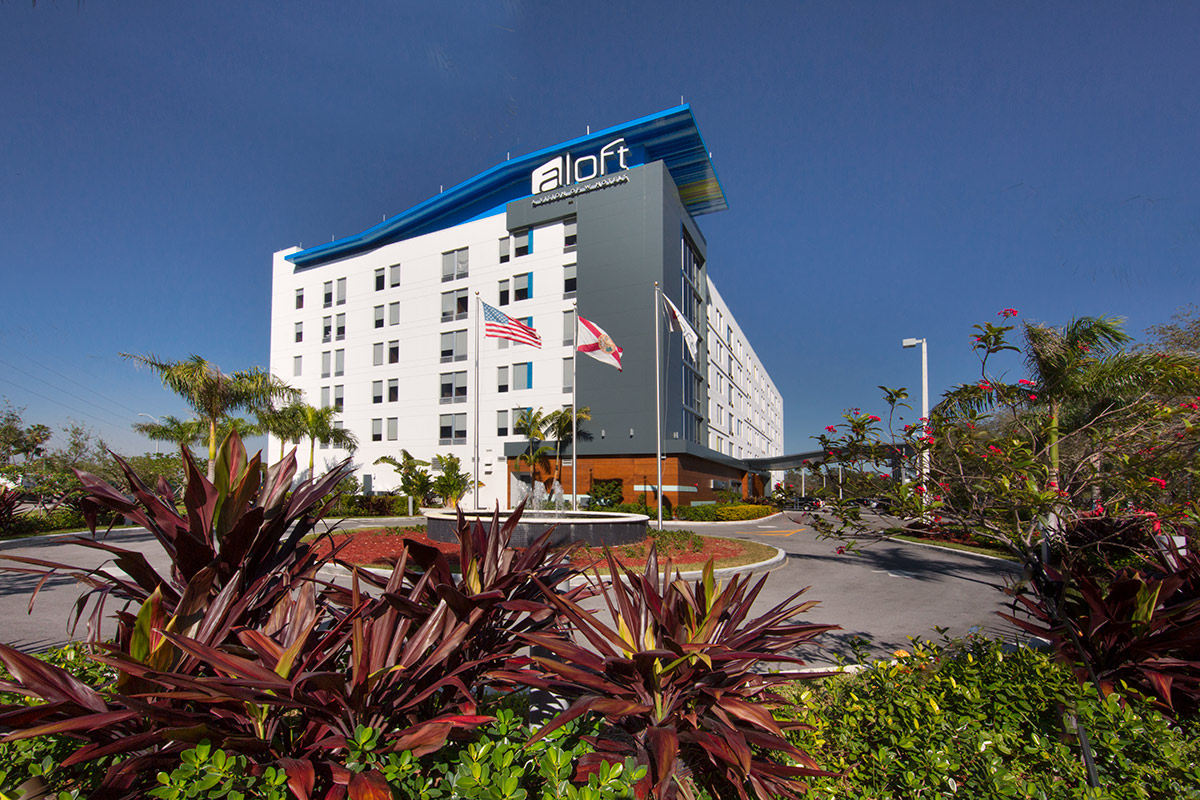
662 294 699 360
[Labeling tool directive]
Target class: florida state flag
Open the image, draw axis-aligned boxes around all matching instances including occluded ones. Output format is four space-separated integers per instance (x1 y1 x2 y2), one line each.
577 315 623 371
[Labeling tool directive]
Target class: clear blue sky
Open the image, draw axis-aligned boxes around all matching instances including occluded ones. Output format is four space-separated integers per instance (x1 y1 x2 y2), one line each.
2 1 1197 456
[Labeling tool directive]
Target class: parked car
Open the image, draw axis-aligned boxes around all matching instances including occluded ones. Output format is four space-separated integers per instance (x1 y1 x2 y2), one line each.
789 496 824 511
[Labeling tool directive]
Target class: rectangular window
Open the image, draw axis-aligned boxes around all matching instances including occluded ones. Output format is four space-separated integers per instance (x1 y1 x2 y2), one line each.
388 378 399 402
441 247 469 281
375 268 385 291
498 237 510 264
373 342 384 366
439 413 467 445
295 322 303 343
440 371 467 403
320 386 330 408
497 409 508 437
333 385 344 411
323 281 333 308
514 272 531 301
322 316 331 343
497 365 509 393
374 305 384 328
334 349 344 377
514 361 532 390
441 288 468 321
321 351 331 379
514 228 530 257
336 277 346 305
562 309 575 346
372 418 383 442
373 380 383 404
295 288 304 309
563 263 577 295
498 279 510 306
440 330 467 362
388 302 400 326
564 217 577 251
293 355 302 376
335 314 345 341
389 263 401 287
387 418 398 441
563 357 573 391
388 340 399 364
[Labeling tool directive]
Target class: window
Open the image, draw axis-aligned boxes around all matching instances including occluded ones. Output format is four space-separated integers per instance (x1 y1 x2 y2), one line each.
562 310 575 346
323 281 333 308
498 237 510 264
388 378 398 402
372 419 383 442
333 385 344 411
388 340 399 364
497 409 508 436
334 349 344 377
440 330 467 362
335 314 345 341
336 277 346 305
373 342 384 366
514 228 530 257
497 365 509 393
389 263 401 287
388 302 400 326
295 322 303 343
514 362 532 390
375 268 385 291
293 355 302 377
439 413 466 445
514 272 531 301
374 305 384 328
563 263 577 295
441 289 469 321
321 351 331 379
440 372 467 404
387 418 398 441
498 279 509 306
320 386 330 408
322 317 331 343
295 288 304 309
441 247 469 281
373 381 383 404
563 357 573 391
564 217 577 251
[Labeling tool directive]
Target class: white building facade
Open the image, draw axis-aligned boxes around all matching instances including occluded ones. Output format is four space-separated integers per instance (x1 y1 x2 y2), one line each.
269 106 784 506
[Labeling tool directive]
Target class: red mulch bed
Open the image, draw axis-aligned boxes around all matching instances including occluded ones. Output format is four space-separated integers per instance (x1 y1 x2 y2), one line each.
312 527 749 571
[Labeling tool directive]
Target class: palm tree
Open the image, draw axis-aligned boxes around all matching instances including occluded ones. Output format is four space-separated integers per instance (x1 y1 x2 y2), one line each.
132 415 204 450
256 404 308 461
514 407 554 482
123 354 299 480
546 406 592 482
295 403 358 476
374 449 434 505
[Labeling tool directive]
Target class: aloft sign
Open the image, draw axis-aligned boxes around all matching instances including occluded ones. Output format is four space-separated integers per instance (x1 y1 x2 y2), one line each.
531 138 631 195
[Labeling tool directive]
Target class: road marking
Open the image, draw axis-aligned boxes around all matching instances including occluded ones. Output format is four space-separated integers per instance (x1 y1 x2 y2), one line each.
741 530 795 536
873 569 918 579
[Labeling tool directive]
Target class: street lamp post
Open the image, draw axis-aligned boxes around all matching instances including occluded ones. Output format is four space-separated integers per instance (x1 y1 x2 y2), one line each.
901 338 929 502
137 413 161 455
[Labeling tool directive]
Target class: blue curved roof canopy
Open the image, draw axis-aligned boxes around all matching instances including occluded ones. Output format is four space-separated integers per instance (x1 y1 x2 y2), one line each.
287 105 726 269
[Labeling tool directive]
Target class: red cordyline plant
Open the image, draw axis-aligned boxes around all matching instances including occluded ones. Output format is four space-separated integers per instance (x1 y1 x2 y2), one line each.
0 434 587 799
493 549 839 800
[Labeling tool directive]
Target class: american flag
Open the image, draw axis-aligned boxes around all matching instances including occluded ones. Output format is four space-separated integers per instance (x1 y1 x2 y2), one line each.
482 301 542 348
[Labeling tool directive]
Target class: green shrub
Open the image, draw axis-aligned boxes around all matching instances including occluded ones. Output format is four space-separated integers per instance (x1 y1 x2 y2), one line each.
778 636 1200 799
333 493 401 516
588 479 624 508
149 740 289 800
673 503 774 522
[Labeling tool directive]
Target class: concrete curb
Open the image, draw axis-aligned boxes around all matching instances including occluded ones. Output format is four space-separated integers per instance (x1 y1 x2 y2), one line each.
662 511 785 527
888 534 1019 564
0 527 141 551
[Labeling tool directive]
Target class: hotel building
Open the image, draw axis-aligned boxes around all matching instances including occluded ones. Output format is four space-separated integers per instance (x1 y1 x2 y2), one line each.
269 106 783 507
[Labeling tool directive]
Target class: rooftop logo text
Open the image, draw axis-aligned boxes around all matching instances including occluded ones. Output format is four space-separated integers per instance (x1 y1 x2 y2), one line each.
531 138 631 196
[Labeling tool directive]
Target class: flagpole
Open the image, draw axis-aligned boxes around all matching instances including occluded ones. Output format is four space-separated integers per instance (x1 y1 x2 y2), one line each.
473 291 481 511
572 302 579 511
654 282 663 531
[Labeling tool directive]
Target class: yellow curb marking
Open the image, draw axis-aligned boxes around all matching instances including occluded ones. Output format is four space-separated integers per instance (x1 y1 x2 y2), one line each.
742 530 795 536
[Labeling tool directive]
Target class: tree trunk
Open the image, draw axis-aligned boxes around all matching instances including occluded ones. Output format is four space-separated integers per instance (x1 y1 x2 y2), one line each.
207 419 218 482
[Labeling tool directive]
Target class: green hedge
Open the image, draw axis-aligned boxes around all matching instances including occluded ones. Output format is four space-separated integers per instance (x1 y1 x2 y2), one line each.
778 636 1200 799
673 503 775 522
332 494 420 517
